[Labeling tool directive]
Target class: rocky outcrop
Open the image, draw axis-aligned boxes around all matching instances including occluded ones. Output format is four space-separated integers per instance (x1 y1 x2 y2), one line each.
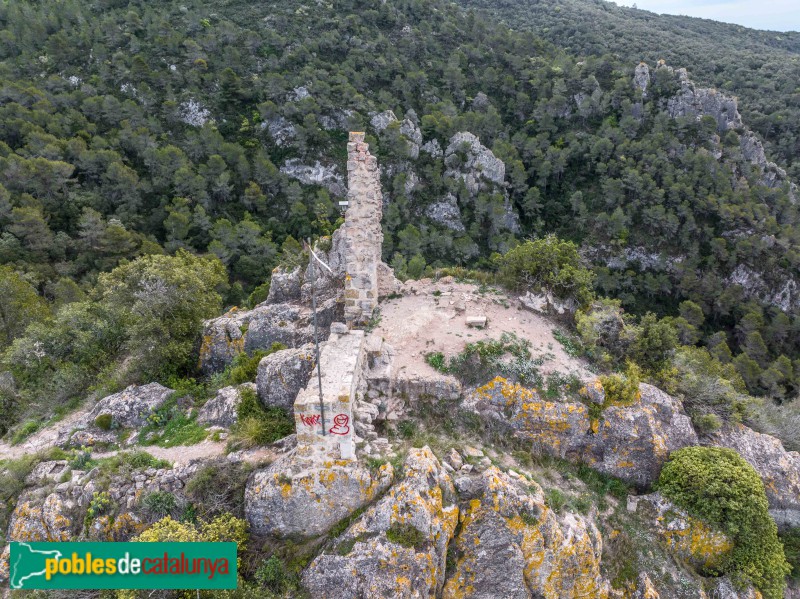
631 493 732 573
266 266 302 304
255 344 315 410
444 132 520 235
7 465 99 542
634 62 650 95
262 115 296 146
472 377 697 487
650 62 797 203
665 66 742 132
197 383 255 428
86 383 173 429
302 447 458 598
443 467 608 599
589 384 698 486
244 452 394 538
280 159 345 196
727 263 798 312
426 193 465 231
370 109 422 158
705 424 800 528
445 131 505 190
199 302 336 374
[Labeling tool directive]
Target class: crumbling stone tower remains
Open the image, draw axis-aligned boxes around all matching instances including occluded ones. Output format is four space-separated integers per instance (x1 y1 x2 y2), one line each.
343 132 383 327
292 132 387 463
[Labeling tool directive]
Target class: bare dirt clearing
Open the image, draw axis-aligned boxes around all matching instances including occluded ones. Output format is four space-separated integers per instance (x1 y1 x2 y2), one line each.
373 278 594 386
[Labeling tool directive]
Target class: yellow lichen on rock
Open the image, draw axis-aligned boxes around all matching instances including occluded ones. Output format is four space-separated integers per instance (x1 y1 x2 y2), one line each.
443 467 608 599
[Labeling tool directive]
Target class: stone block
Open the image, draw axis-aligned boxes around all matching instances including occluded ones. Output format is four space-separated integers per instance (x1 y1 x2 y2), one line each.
466 315 487 328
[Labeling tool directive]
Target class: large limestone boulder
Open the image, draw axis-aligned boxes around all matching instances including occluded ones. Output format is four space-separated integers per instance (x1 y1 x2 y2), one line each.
473 377 591 459
197 383 255 428
472 377 697 487
302 447 459 598
265 266 302 304
87 383 173 429
255 344 316 411
705 423 800 528
244 453 393 538
443 467 608 599
199 302 335 374
587 384 698 487
7 468 99 543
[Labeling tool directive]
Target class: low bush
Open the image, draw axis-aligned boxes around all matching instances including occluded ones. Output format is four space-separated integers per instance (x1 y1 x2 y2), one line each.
94 413 113 431
599 362 641 406
227 342 286 386
228 387 294 450
386 523 427 549
657 446 790 599
185 463 251 518
142 491 178 520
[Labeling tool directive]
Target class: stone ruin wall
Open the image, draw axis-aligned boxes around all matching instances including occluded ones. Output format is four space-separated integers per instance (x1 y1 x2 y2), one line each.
343 132 383 327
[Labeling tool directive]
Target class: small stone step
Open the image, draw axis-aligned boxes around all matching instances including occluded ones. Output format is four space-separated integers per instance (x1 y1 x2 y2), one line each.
466 315 487 328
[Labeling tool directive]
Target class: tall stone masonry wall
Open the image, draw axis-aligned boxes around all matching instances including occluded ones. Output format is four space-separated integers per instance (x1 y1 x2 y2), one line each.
343 132 383 327
293 326 365 463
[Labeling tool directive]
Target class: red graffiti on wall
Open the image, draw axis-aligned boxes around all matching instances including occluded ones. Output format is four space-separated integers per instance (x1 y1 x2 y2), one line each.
299 414 321 427
329 414 350 435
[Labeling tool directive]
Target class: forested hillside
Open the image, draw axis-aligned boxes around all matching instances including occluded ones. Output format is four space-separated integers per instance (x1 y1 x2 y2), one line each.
458 0 800 179
0 0 799 432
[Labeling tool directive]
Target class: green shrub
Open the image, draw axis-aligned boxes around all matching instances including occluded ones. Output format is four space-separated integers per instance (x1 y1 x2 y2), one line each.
425 352 446 372
780 528 800 580
498 235 594 305
657 446 790 599
185 463 250 518
11 420 40 445
693 413 722 434
247 281 271 308
68 448 93 470
237 387 265 421
544 488 567 513
436 332 540 385
94 413 113 431
386 523 427 549
227 342 286 385
143 491 178 519
256 556 288 593
84 491 112 527
599 363 641 406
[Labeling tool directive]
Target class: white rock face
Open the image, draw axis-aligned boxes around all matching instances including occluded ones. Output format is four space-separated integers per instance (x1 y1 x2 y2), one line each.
179 99 212 127
263 116 296 146
280 159 345 196
197 384 255 428
727 264 798 311
633 62 650 94
421 139 443 158
370 109 398 132
426 193 465 231
370 109 422 158
87 383 174 428
443 132 520 235
445 131 505 188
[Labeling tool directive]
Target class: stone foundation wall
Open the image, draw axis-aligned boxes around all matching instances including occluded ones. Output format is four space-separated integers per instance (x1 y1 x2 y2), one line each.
343 132 383 327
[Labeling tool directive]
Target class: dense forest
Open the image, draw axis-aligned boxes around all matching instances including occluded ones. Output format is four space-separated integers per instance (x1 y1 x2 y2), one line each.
0 0 799 433
458 0 800 179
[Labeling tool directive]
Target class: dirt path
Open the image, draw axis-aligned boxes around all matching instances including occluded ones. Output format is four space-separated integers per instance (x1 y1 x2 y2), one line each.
0 411 277 466
0 401 95 461
375 279 594 384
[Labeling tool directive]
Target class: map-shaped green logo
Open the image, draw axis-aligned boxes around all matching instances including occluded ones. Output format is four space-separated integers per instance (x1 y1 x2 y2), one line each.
9 542 63 589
